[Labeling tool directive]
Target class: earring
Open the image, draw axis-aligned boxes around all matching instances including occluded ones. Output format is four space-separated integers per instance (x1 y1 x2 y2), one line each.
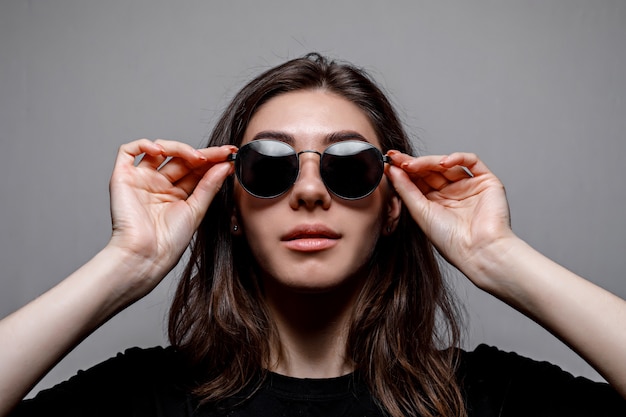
386 226 392 233
233 225 239 232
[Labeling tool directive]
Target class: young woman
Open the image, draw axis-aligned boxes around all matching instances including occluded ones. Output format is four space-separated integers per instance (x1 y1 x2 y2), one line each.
2 53 625 417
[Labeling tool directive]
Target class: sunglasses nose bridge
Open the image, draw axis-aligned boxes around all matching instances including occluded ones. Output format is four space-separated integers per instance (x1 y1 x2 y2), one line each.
291 149 329 194
297 149 322 158
294 149 323 179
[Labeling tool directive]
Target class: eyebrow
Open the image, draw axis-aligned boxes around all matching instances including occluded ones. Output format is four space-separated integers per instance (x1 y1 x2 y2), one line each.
250 131 295 144
326 131 370 144
250 130 371 146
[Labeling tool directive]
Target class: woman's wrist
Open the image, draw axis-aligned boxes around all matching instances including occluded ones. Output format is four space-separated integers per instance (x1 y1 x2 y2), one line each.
459 233 531 296
0 243 164 413
459 233 570 317
94 243 167 308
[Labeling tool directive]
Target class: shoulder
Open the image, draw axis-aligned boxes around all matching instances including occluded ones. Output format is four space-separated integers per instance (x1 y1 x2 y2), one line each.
97 345 183 373
13 346 194 417
459 343 574 380
71 345 187 388
457 344 626 416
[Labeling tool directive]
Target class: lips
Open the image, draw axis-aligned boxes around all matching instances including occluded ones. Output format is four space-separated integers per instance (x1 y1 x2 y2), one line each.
281 224 341 252
281 224 341 241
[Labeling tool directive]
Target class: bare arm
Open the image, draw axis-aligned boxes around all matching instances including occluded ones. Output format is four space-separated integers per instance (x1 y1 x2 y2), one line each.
468 236 626 396
0 246 155 414
386 151 626 398
0 139 234 416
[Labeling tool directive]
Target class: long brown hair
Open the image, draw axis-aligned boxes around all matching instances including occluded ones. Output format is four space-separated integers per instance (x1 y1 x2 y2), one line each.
168 53 465 417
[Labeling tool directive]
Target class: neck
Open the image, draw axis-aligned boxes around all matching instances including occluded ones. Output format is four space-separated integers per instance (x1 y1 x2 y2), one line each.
263 277 363 379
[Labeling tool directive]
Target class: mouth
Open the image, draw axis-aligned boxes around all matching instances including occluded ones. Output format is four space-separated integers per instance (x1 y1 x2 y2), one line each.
281 225 341 252
282 225 341 241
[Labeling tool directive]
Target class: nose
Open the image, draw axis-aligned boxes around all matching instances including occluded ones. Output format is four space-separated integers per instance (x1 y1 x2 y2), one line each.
288 151 331 209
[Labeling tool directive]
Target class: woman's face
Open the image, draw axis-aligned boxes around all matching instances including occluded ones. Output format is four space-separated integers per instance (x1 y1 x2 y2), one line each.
234 89 400 293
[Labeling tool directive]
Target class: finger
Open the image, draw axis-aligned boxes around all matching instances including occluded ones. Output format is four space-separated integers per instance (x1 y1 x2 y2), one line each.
389 151 479 174
154 139 208 164
393 154 453 175
173 171 205 198
185 162 234 226
413 176 433 195
388 151 480 187
440 165 475 182
135 138 212 173
387 152 442 173
419 172 450 192
137 153 168 169
385 164 432 230
171 164 217 197
158 145 236 184
387 152 456 192
114 139 166 171
385 164 428 204
439 152 491 177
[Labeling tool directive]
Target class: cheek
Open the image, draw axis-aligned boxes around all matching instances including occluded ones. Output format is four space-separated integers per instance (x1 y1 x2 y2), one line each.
233 183 390 275
234 193 279 260
233 182 277 227
236 214 274 274
242 224 274 271
356 211 385 251
341 200 387 253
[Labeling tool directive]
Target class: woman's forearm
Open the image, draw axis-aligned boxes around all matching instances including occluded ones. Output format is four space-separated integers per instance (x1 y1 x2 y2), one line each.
0 245 156 416
464 236 626 398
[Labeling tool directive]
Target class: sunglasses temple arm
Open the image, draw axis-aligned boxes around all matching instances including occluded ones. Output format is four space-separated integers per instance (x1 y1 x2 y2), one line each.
227 153 237 162
382 155 391 164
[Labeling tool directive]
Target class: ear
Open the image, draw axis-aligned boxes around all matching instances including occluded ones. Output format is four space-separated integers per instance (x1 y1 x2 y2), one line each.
382 193 402 236
231 210 243 236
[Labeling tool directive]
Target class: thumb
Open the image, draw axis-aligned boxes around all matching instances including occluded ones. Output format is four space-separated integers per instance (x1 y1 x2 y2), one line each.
186 162 233 227
386 164 434 229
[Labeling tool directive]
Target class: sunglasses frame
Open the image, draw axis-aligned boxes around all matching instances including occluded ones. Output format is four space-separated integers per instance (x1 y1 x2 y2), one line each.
227 139 391 200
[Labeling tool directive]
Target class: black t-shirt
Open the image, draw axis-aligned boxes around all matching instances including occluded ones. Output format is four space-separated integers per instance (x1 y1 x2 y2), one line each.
11 344 626 416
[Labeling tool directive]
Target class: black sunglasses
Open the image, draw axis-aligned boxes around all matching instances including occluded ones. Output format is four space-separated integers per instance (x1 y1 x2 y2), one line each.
228 140 390 200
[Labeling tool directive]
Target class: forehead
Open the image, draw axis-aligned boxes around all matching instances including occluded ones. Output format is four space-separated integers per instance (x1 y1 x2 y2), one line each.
242 90 381 149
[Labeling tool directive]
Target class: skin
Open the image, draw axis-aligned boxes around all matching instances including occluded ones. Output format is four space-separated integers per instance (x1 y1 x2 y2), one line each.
386 151 626 397
233 90 400 376
234 90 400 291
0 90 625 416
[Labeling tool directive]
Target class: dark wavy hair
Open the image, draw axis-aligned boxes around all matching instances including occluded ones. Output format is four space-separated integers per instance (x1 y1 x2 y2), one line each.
168 53 465 417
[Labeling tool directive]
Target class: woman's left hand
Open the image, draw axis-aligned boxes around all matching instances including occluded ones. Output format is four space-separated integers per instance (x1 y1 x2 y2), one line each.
387 151 626 397
385 151 513 277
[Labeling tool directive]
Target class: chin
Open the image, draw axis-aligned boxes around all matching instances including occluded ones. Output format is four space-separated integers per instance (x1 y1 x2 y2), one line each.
284 281 345 295
266 269 366 296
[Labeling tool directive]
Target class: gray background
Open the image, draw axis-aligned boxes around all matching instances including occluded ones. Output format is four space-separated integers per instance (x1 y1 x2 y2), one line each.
1 0 625 396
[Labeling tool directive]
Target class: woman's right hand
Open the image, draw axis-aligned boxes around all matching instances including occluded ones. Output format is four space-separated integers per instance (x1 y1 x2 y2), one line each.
107 139 235 299
0 139 236 415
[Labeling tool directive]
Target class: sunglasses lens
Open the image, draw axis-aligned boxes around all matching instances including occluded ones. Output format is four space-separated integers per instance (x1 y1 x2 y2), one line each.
236 140 298 198
321 141 384 199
